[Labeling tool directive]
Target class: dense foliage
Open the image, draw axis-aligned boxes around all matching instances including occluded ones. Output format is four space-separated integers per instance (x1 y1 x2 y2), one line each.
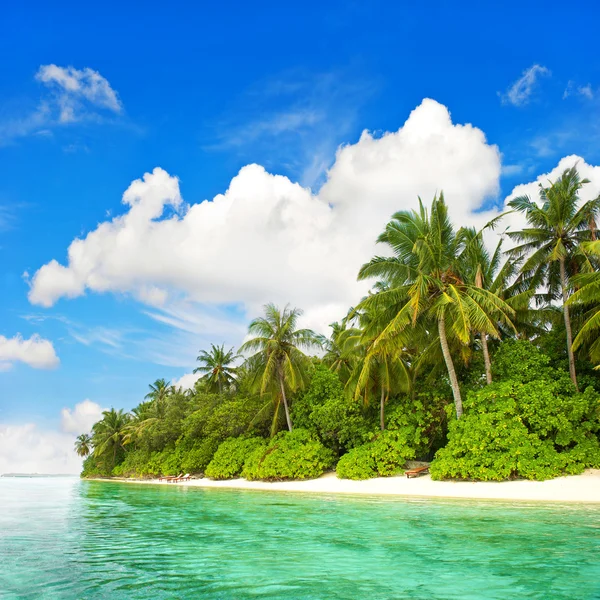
336 430 416 480
79 167 600 483
205 437 267 480
242 429 334 481
430 342 600 480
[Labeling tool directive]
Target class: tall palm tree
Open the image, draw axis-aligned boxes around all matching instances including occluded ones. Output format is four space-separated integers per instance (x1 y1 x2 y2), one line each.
358 194 515 418
74 433 92 457
507 166 600 390
239 303 323 431
92 408 130 466
193 343 240 394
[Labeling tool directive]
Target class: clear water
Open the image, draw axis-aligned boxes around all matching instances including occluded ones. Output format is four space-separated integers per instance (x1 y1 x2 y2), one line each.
1 478 599 599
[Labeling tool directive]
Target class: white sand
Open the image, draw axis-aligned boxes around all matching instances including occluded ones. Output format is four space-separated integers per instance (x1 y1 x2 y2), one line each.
99 469 600 503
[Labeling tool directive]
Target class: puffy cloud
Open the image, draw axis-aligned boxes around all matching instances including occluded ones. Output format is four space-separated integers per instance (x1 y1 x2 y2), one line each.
0 334 59 370
501 64 551 106
60 400 105 434
172 372 202 390
28 99 502 334
36 64 122 122
0 423 83 475
0 400 105 475
503 155 600 210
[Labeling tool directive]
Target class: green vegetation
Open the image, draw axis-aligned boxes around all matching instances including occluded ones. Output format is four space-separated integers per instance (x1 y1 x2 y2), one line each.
205 437 266 480
242 429 334 481
79 167 600 483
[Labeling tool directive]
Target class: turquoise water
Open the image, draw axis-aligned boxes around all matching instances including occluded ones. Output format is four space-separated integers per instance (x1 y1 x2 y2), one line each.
1 478 599 599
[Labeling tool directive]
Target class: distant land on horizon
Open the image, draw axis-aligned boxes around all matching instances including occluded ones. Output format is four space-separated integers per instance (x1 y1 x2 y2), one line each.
0 473 78 478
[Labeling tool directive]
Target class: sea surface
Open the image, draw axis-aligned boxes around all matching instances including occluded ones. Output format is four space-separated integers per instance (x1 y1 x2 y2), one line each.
1 477 599 599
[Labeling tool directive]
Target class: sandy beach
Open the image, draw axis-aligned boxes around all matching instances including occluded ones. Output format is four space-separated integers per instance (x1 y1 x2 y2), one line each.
94 469 600 503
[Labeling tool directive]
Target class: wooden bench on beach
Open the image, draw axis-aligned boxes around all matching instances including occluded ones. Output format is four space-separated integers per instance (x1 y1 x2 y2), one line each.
405 466 429 478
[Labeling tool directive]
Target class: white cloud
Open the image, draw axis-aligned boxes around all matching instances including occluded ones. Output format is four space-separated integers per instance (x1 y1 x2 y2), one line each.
0 400 106 475
0 65 122 144
60 399 105 434
503 154 600 215
501 64 551 106
563 81 594 100
172 372 202 390
36 64 122 123
0 334 59 370
0 423 83 475
28 99 502 337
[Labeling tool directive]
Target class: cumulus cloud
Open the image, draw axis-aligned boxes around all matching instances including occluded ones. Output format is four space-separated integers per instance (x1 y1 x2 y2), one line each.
0 400 106 475
0 334 59 370
501 64 551 106
28 99 502 336
172 372 202 390
36 64 122 123
502 155 600 227
0 423 84 475
60 399 105 434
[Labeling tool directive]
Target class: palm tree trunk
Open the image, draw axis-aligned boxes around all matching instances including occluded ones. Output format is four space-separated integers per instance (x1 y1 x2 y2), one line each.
560 258 579 391
380 386 385 431
481 334 492 385
279 372 293 431
438 317 463 419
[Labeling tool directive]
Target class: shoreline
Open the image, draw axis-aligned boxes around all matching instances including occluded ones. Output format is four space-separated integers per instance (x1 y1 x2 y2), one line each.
89 469 600 503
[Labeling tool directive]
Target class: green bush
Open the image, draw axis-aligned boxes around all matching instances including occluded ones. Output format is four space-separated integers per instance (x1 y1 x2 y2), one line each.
386 391 449 459
241 429 335 481
205 437 267 480
180 437 220 474
81 455 113 478
431 342 600 481
336 429 416 480
292 365 372 454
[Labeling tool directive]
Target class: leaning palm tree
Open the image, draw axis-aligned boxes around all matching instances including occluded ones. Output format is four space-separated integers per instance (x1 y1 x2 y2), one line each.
193 343 240 394
507 166 600 390
460 228 534 384
74 433 92 457
358 194 515 418
348 336 409 431
566 241 600 366
145 378 172 404
239 303 324 431
92 408 130 467
323 319 362 386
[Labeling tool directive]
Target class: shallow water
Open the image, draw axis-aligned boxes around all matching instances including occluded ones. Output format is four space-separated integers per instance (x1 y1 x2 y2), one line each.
1 478 599 599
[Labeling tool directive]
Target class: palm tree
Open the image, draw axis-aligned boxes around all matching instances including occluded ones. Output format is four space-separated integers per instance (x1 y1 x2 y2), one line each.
193 343 240 394
507 166 600 390
349 337 408 431
145 378 172 404
461 228 533 384
239 303 323 431
323 319 361 386
74 433 92 457
566 241 600 366
92 408 130 466
358 194 515 418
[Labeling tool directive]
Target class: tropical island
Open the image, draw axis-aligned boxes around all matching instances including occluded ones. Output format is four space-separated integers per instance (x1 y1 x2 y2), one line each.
77 167 600 499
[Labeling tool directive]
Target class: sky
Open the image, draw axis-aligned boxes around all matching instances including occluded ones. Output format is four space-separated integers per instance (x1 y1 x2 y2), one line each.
2 0 600 473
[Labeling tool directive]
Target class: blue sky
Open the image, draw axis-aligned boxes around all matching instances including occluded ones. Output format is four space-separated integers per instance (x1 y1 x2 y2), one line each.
2 0 600 471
